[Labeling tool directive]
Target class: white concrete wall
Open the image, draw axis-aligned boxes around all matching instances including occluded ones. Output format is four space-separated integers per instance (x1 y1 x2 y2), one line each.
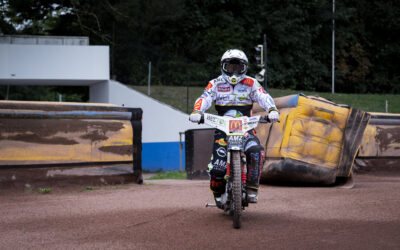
0 44 109 82
90 80 208 143
89 80 109 103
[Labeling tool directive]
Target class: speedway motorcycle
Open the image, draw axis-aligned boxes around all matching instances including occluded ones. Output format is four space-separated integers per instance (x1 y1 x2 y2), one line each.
200 113 269 229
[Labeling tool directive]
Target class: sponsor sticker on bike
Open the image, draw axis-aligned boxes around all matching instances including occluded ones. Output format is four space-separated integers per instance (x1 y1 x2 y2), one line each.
206 114 218 124
216 138 227 146
213 159 226 168
249 117 258 122
206 114 226 128
229 120 243 133
227 135 244 150
216 147 227 157
227 135 243 144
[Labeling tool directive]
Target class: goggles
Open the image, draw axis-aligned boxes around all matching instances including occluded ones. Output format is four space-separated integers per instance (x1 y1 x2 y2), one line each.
222 59 247 76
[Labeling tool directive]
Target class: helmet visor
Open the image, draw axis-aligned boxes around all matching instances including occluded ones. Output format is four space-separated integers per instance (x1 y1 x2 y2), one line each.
222 59 247 76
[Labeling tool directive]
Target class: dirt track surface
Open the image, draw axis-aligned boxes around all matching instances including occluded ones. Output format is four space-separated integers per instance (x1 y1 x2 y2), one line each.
1 174 400 250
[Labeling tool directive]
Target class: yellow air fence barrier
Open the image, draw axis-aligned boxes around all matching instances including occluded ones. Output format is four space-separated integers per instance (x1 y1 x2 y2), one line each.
254 94 370 185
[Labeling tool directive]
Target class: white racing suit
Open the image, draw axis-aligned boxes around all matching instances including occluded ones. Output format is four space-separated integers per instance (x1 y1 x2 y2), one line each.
192 75 277 195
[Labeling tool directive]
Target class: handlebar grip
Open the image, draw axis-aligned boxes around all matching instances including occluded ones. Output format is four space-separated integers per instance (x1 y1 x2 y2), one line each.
260 115 280 124
259 116 271 123
198 115 204 124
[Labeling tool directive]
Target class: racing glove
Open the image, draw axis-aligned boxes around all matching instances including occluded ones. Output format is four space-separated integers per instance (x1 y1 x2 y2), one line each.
268 110 280 123
189 112 202 123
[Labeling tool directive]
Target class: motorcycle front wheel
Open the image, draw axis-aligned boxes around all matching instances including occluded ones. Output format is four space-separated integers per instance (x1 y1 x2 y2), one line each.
231 150 242 229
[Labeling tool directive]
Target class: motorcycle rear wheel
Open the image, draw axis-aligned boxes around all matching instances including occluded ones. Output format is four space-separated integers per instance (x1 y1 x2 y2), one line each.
232 150 242 229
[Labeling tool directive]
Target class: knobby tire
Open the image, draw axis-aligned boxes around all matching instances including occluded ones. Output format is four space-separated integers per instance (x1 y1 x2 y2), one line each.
232 151 242 229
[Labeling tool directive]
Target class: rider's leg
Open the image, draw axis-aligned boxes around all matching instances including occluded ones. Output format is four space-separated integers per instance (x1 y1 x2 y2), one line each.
208 130 228 205
244 133 265 203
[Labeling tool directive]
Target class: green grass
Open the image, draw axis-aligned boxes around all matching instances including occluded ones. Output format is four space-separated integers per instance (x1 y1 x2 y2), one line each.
146 171 187 180
129 85 400 114
79 185 129 192
108 185 130 190
38 187 52 194
84 186 100 191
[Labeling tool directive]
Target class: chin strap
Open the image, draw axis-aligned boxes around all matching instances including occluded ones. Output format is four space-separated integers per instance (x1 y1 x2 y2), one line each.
230 76 239 85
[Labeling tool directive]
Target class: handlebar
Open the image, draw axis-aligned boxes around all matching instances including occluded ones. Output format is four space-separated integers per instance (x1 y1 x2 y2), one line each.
196 114 274 124
199 115 204 124
259 116 271 123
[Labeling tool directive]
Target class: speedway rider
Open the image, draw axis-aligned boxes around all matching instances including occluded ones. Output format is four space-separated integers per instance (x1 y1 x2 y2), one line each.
189 49 279 205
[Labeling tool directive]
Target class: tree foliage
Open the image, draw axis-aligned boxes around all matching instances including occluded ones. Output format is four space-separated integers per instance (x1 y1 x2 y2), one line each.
1 0 399 93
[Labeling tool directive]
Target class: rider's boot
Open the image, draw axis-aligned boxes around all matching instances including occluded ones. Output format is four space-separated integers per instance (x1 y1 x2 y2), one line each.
209 163 226 209
213 193 224 209
210 179 225 209
247 188 258 203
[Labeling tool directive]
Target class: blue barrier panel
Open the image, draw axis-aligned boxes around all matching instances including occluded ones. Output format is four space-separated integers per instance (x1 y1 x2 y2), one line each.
142 142 185 172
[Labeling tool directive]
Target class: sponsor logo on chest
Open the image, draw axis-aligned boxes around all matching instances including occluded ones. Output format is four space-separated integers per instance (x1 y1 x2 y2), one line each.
237 87 248 93
217 85 231 92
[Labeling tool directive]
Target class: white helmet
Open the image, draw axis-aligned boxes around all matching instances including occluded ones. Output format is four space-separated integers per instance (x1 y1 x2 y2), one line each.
221 49 248 85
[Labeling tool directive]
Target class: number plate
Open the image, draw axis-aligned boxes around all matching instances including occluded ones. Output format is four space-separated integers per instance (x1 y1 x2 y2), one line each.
227 135 243 150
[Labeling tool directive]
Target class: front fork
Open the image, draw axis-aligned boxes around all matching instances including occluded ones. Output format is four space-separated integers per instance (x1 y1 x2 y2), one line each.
225 150 247 182
241 152 248 207
241 152 247 184
225 150 248 208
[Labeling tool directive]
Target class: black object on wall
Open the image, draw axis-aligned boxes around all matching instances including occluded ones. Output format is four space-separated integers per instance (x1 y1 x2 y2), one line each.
185 128 215 179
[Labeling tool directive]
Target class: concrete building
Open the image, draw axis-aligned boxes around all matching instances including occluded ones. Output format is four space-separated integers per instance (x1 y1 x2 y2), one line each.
0 35 206 171
0 35 108 86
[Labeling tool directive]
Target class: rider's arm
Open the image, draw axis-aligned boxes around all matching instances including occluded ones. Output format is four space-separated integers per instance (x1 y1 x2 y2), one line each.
192 81 216 114
250 81 278 112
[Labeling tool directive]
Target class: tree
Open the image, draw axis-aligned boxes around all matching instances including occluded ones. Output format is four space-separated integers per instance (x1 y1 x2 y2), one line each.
1 0 399 94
